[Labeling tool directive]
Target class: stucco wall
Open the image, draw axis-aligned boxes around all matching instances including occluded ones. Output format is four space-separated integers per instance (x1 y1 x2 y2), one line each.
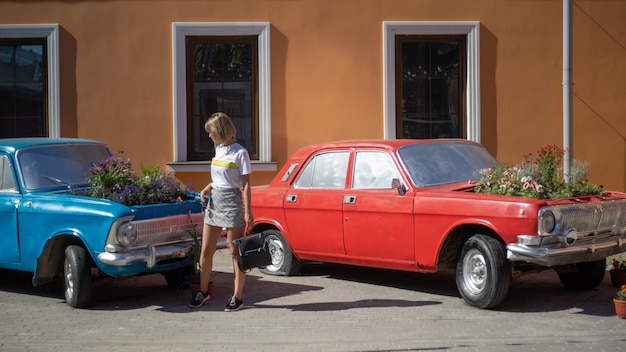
1 0 624 192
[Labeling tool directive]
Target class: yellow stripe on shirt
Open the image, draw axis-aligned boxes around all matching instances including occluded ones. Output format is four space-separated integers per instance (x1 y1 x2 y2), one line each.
212 159 239 169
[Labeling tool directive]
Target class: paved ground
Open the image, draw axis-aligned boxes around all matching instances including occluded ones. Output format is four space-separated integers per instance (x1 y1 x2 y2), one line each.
1 249 625 352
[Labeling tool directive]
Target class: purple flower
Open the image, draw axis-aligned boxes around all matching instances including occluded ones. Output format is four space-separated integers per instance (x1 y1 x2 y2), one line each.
70 152 195 206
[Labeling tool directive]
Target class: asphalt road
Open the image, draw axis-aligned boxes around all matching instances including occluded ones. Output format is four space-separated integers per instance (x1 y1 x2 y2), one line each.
1 249 625 352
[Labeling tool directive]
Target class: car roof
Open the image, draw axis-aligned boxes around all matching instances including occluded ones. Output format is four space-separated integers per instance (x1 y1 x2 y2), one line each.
0 138 105 153
290 138 475 158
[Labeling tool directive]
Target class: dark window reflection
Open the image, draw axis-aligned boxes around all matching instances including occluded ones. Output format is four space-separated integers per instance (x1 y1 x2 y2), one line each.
0 39 47 138
396 37 465 139
186 37 258 161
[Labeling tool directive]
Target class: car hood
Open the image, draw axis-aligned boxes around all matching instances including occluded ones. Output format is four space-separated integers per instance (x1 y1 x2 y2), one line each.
23 189 135 219
425 182 626 204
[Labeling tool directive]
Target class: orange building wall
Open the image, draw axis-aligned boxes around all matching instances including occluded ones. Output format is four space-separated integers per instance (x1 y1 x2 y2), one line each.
1 0 624 192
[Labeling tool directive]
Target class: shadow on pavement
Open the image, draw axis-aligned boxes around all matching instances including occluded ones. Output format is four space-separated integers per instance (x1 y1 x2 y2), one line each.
252 299 441 312
294 262 619 316
0 268 64 299
498 270 617 316
298 262 459 297
89 270 325 313
0 262 619 317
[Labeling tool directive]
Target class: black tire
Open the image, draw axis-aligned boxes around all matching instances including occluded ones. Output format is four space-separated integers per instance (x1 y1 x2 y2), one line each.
456 234 511 309
557 259 606 290
259 229 301 276
64 245 92 308
163 265 195 289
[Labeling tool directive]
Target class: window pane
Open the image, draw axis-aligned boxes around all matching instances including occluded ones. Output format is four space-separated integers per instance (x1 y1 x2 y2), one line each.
0 155 17 192
430 42 458 77
295 152 349 189
431 79 451 113
15 45 44 82
187 38 257 161
352 151 399 189
398 142 500 187
18 144 112 191
0 40 47 138
397 37 464 139
294 158 315 188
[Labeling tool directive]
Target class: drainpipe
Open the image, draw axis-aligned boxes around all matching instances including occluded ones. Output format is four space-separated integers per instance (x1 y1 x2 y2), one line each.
563 0 573 183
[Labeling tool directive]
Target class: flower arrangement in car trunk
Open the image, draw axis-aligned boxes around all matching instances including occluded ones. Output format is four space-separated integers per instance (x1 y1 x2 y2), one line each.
71 152 195 206
474 144 604 199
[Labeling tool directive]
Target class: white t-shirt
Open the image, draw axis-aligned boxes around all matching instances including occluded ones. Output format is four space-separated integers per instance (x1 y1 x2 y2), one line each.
210 143 251 189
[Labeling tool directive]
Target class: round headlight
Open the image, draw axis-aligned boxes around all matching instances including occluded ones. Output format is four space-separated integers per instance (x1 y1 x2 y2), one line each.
117 223 137 248
540 210 556 234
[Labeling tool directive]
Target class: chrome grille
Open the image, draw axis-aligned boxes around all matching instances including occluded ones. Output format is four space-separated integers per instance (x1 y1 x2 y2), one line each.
546 199 626 236
132 212 204 246
559 206 602 233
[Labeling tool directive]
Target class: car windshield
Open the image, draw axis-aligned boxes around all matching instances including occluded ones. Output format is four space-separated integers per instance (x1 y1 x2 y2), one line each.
17 143 112 191
398 142 500 187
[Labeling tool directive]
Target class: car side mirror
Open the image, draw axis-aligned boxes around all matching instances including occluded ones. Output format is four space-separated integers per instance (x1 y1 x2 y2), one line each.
391 178 406 196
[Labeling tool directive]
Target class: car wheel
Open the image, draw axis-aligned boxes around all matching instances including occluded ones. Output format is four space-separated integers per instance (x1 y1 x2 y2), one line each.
456 234 511 309
64 245 93 308
557 259 606 290
163 265 195 289
259 229 301 276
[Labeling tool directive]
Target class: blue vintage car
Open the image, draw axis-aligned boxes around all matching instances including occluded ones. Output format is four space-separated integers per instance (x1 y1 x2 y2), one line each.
0 138 205 308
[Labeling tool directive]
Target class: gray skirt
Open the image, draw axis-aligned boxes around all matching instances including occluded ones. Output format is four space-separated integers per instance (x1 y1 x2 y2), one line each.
204 187 245 228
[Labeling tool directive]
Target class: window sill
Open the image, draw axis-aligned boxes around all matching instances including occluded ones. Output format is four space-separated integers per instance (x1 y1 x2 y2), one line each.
166 160 278 173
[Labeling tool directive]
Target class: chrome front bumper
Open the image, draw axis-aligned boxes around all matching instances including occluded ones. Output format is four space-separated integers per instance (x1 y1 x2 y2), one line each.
98 240 192 268
98 237 228 268
507 234 626 267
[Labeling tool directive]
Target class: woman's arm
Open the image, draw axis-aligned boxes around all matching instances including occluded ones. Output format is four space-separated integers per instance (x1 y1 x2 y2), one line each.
200 182 212 203
241 174 253 226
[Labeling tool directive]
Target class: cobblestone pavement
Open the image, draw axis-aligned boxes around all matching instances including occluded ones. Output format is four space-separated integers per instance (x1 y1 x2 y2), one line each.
1 249 625 352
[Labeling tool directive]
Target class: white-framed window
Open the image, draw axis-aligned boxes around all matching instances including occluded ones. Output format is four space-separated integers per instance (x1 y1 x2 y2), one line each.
383 21 480 142
0 24 60 138
171 22 275 172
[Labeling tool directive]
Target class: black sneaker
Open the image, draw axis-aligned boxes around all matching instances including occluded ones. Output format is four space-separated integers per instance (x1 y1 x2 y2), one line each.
189 290 210 308
224 296 244 312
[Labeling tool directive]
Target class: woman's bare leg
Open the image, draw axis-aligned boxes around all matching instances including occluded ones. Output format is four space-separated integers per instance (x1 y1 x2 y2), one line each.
199 223 221 293
227 226 246 299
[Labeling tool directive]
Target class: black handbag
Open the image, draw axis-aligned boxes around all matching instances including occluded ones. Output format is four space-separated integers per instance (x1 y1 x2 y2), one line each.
234 232 272 272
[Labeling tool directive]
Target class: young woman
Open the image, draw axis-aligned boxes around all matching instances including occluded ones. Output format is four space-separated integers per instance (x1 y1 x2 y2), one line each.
189 112 253 311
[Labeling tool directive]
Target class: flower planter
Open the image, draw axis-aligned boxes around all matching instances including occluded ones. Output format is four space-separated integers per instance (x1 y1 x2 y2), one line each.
614 299 626 319
610 269 626 288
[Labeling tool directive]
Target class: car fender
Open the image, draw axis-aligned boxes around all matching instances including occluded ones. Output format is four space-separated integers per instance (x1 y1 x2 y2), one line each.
249 217 290 239
431 215 537 272
18 193 132 275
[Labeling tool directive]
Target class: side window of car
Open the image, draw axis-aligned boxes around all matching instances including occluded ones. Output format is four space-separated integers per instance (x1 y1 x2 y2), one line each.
0 155 17 192
352 151 399 189
294 151 349 189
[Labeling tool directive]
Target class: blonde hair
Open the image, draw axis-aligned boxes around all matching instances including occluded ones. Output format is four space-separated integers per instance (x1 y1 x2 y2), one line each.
204 112 236 145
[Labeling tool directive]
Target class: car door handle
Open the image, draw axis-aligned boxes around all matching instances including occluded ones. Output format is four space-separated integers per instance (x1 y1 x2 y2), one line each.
286 195 297 203
343 195 356 204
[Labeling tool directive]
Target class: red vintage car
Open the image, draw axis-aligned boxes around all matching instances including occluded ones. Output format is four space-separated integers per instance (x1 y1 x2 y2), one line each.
249 139 626 309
